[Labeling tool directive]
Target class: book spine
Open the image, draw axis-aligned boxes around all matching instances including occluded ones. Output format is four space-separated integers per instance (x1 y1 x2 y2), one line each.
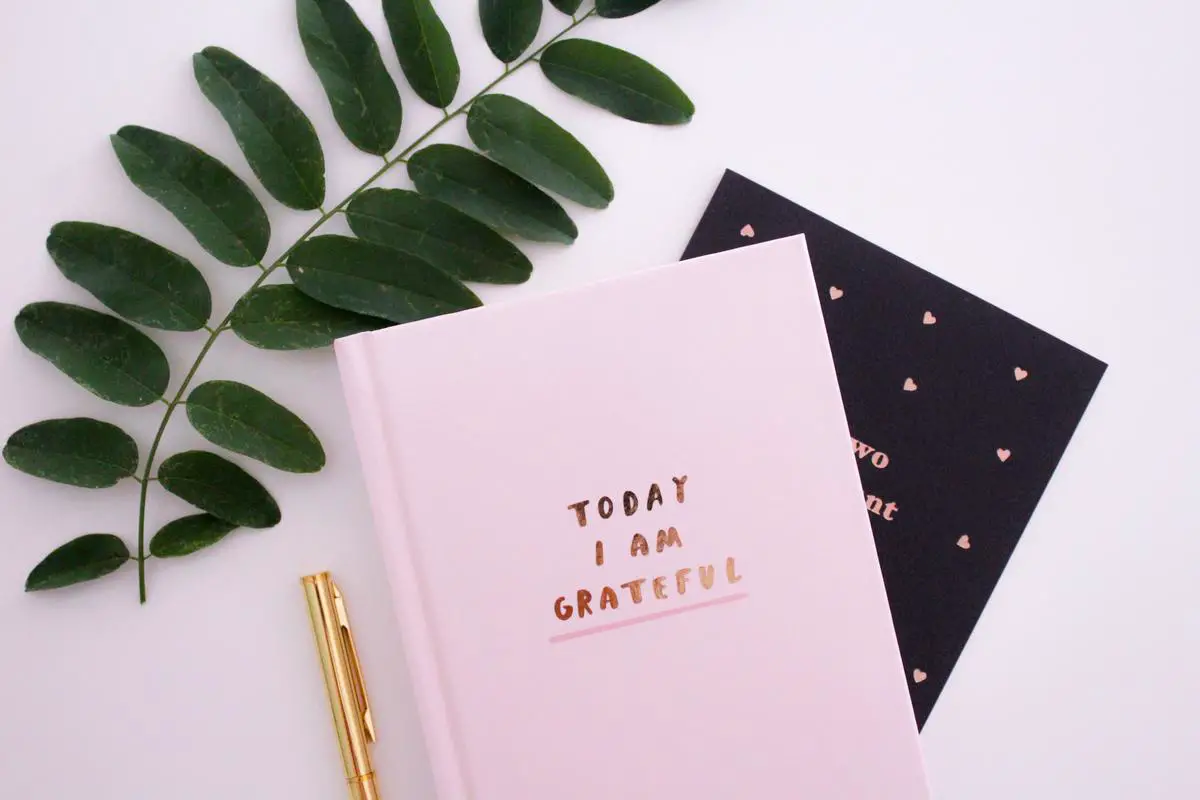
335 335 470 799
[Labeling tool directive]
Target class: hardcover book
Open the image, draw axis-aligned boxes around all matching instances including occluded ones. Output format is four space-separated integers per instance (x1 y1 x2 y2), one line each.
682 170 1108 728
335 235 928 798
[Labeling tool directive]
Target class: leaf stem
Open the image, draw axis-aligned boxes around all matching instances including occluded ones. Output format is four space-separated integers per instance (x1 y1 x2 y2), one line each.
130 9 596 603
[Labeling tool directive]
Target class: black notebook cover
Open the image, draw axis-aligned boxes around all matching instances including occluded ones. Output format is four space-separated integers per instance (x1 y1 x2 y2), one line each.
682 170 1107 728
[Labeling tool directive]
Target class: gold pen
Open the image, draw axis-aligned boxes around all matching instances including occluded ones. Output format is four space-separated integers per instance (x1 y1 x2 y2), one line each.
302 572 381 800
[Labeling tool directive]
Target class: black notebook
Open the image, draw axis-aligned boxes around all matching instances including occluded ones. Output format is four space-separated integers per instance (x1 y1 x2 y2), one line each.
682 170 1107 728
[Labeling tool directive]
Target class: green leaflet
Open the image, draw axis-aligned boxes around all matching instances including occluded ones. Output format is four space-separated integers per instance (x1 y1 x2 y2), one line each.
110 125 271 266
540 39 694 125
15 302 170 407
150 514 239 558
408 144 578 243
14 0 701 601
25 534 130 591
596 0 664 18
297 0 403 155
346 188 532 284
230 285 389 350
158 451 282 529
479 0 542 63
468 94 613 209
383 0 460 108
288 235 482 323
186 380 326 474
46 222 211 331
4 418 138 488
193 46 326 210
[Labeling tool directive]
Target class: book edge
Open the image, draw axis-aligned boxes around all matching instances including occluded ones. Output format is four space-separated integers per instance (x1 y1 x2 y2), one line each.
335 334 472 799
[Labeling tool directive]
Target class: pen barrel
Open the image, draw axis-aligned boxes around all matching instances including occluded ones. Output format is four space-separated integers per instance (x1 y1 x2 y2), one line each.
303 572 381 800
350 772 381 800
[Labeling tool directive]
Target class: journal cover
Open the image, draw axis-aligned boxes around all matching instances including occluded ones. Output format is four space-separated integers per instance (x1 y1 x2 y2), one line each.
335 236 928 799
682 170 1107 729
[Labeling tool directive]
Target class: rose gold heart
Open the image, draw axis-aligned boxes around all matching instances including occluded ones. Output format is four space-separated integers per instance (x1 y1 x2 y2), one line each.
913 669 927 684
903 377 918 392
957 535 971 550
923 311 937 325
1014 367 1029 381
740 224 755 238
829 286 844 300
996 448 1011 462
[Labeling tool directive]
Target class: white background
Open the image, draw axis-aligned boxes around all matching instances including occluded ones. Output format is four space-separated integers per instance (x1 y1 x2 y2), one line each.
0 1 1196 797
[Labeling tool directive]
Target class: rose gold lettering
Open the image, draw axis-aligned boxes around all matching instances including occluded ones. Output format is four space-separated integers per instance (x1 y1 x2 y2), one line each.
656 526 683 553
554 596 573 621
630 533 650 557
852 439 875 460
567 500 589 527
622 578 647 604
672 475 688 503
646 483 663 511
675 568 692 595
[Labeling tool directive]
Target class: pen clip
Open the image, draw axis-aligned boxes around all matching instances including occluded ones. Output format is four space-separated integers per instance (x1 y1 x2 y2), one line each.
331 580 376 743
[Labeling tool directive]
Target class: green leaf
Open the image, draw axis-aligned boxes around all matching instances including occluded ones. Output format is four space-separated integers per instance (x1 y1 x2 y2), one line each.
288 235 482 323
230 285 388 350
408 144 577 243
346 189 532 284
110 126 271 266
26 534 130 592
4 418 138 488
46 222 212 331
158 451 281 529
193 46 326 211
467 94 613 209
383 0 460 108
186 380 326 474
540 39 694 125
479 0 542 63
149 514 239 558
15 302 170 407
549 0 583 14
297 0 403 155
596 0 663 17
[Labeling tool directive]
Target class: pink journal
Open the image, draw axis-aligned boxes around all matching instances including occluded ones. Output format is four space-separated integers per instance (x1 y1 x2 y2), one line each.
335 235 929 799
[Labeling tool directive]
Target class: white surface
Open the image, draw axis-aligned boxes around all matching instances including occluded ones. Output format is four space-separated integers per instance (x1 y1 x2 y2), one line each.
0 1 1195 797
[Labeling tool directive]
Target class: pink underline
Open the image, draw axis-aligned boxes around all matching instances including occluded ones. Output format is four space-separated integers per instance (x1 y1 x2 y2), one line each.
549 592 750 644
